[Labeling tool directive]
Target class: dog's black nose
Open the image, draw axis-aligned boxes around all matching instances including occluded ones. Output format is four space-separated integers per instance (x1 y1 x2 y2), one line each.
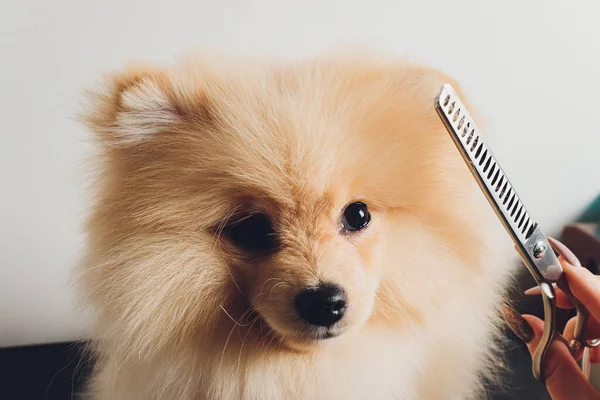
295 284 347 327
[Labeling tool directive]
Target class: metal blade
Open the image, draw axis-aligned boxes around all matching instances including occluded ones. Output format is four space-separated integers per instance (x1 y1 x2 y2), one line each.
435 84 562 283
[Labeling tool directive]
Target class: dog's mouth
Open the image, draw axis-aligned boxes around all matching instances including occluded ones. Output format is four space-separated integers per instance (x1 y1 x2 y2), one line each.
253 307 348 346
299 326 344 340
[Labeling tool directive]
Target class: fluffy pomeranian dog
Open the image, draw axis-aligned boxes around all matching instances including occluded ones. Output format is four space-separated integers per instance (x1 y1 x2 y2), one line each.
79 52 514 400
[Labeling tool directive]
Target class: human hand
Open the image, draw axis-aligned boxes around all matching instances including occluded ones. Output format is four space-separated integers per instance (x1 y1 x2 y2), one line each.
502 238 600 400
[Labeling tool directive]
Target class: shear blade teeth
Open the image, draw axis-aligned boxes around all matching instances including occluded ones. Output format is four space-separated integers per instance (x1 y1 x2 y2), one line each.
487 162 496 179
436 84 538 242
491 169 500 186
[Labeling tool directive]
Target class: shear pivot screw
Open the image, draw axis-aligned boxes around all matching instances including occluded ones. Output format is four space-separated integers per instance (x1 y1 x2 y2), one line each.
533 241 547 259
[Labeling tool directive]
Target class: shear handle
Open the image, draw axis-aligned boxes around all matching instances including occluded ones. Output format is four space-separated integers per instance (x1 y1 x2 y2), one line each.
533 282 560 382
555 276 592 353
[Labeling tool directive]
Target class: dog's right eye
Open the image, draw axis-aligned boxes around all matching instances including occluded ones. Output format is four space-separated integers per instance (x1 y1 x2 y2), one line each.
224 213 277 254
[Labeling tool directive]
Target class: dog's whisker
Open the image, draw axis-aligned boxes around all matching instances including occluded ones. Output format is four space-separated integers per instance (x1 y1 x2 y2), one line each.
211 205 241 252
265 331 279 350
259 277 283 297
211 206 247 298
254 319 275 352
236 315 260 373
219 304 256 327
218 322 238 371
257 319 266 346
215 241 245 298
269 282 288 301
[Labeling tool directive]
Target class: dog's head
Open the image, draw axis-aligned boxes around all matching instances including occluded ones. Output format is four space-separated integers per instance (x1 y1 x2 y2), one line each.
81 54 491 358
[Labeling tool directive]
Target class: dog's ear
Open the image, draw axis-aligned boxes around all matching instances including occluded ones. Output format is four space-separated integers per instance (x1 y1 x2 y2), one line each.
82 65 209 146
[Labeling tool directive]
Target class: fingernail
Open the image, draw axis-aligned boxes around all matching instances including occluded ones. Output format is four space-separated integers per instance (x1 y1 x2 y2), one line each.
524 282 557 295
547 237 581 267
501 305 534 343
524 286 541 295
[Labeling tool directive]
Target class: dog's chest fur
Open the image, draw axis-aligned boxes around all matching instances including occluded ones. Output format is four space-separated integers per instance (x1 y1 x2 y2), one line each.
204 314 492 400
107 298 498 400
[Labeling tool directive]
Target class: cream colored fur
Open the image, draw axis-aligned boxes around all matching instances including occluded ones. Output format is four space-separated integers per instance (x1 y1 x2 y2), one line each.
79 52 514 400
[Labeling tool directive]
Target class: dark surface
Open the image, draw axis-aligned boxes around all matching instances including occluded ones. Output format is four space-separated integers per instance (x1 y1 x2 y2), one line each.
0 341 91 400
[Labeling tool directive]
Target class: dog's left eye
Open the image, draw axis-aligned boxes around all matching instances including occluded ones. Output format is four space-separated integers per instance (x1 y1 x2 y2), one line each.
341 202 371 232
224 213 277 254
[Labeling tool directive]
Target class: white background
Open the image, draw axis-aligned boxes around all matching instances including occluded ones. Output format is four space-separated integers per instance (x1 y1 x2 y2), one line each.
1 0 599 348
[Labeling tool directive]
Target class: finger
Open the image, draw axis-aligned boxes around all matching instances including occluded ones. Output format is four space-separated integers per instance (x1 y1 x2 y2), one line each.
500 306 600 400
561 261 600 323
520 314 600 400
524 284 575 309
525 275 600 294
548 238 600 321
590 346 600 363
564 316 600 344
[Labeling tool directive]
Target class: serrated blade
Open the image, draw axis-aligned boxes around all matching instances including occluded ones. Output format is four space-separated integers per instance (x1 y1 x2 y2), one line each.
435 84 562 283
